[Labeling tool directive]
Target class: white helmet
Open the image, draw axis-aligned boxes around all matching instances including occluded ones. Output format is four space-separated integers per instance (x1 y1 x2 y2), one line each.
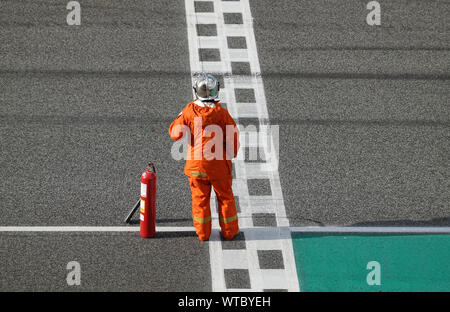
193 74 220 101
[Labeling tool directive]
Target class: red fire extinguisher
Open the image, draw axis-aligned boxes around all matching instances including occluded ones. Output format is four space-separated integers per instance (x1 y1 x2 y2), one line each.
123 162 157 237
139 162 157 238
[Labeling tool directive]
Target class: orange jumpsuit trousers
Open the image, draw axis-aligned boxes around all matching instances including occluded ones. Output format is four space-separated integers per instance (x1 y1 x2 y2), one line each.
189 176 239 241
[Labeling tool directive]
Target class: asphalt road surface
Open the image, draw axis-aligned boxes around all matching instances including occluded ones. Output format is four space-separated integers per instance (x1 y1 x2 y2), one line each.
250 0 450 227
0 0 449 291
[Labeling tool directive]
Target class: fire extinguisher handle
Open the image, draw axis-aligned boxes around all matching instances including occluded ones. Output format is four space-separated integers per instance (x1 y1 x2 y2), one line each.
147 162 156 174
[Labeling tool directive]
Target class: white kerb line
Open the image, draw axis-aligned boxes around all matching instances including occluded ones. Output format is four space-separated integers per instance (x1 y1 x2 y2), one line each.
0 226 196 232
289 226 450 234
1 226 448 234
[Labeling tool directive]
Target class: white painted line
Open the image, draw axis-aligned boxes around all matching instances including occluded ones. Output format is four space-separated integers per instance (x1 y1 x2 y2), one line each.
259 269 290 290
222 288 258 292
1 225 447 234
289 226 450 234
222 249 249 270
0 226 196 232
209 229 227 291
185 0 300 292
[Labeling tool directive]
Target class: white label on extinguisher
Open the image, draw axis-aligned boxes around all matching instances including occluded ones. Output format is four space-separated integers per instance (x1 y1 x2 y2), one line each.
141 183 147 198
140 199 145 213
140 213 144 221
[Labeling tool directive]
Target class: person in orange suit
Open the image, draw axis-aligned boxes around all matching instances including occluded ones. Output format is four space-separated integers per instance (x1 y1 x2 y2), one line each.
169 74 240 241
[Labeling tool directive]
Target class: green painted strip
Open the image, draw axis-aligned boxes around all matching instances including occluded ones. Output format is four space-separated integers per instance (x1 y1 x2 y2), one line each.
291 233 450 292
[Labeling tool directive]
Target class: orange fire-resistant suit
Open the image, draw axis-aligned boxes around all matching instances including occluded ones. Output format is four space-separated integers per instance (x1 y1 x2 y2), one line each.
169 100 240 241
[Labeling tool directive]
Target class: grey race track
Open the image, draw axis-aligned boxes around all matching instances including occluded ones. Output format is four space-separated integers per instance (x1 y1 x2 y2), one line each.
250 0 450 227
0 0 449 291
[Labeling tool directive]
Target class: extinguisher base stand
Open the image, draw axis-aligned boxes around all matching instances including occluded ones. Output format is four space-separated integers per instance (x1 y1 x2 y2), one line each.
124 199 140 224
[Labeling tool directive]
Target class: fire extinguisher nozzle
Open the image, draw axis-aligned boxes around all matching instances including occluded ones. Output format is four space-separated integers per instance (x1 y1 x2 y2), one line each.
147 162 156 173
